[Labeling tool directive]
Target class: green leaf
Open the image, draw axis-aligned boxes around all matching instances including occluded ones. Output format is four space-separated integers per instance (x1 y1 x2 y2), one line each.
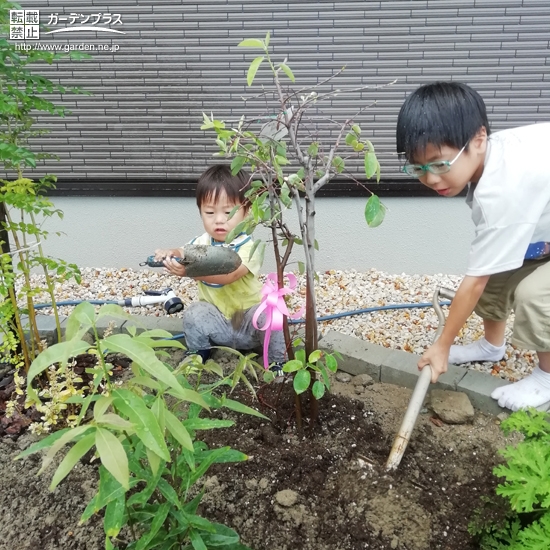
237 38 265 48
26 340 90 398
64 301 95 340
136 502 171 550
200 523 242 547
95 427 130 490
345 133 357 147
325 353 338 372
332 156 345 173
265 32 270 47
352 124 361 135
312 380 326 400
103 494 125 537
230 155 246 175
94 395 113 420
189 529 208 550
297 261 305 275
50 432 96 491
40 425 94 474
364 151 379 179
183 418 234 431
308 142 319 157
97 303 133 322
112 389 170 461
364 194 385 228
219 396 269 419
517 513 550 550
15 428 71 459
246 56 264 87
279 63 295 82
105 536 115 550
96 413 135 431
293 369 311 395
165 409 194 451
308 350 322 363
103 335 207 407
283 359 303 373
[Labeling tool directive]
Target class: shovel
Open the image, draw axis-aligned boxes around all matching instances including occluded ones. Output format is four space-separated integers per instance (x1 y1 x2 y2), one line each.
385 286 456 471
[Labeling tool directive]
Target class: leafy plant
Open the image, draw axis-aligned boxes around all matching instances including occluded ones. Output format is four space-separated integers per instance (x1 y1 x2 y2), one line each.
0 0 90 372
17 302 260 549
469 408 550 549
201 33 387 428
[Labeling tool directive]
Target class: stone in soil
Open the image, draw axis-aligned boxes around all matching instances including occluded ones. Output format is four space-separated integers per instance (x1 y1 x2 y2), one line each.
430 389 475 424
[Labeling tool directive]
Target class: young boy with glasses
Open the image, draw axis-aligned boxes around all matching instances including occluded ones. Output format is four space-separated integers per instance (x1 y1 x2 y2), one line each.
154 164 286 371
396 81 550 412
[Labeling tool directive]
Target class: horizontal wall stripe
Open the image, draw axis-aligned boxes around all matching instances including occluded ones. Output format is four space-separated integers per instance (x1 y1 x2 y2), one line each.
4 0 550 196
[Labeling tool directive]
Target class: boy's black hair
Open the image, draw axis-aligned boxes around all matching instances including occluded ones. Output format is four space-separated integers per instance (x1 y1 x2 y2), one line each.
196 165 250 209
396 82 491 162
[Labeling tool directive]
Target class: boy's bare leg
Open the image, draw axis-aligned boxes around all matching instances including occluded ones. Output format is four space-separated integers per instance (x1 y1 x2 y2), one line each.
492 351 550 411
448 319 507 364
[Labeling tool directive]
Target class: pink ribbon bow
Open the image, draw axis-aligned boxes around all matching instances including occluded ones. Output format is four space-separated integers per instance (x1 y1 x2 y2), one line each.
252 272 304 369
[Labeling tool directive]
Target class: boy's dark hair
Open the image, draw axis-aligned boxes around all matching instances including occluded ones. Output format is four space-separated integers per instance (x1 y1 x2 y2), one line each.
396 82 491 162
196 165 250 209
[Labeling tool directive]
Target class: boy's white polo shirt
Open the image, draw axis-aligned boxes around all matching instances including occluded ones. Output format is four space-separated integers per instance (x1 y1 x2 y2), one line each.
465 122 550 276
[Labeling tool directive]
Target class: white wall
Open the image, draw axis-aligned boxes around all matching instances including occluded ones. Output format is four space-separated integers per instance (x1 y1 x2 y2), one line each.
42 196 474 275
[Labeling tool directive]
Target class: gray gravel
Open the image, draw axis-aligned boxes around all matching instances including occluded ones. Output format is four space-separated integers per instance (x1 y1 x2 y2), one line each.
26 267 534 382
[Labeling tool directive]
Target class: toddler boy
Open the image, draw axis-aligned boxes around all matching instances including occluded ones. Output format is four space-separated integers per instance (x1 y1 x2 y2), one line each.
154 164 286 368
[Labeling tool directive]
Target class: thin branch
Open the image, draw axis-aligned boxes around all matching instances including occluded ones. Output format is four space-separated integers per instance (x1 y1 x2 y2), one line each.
313 119 350 194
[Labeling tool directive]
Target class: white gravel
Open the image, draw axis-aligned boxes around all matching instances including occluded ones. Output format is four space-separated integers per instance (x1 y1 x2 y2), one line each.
27 267 536 382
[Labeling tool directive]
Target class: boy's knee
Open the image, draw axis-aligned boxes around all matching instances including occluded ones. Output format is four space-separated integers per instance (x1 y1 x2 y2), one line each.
182 302 219 328
515 279 538 309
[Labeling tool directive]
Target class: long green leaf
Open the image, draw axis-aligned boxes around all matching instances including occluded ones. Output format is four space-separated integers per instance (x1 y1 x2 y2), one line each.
97 303 133 321
182 418 234 431
279 63 295 82
103 335 207 407
165 409 194 451
94 395 113 420
39 425 93 474
220 396 268 419
64 301 95 341
95 427 130 490
15 428 70 459
103 493 126 537
136 502 171 550
246 56 264 87
112 389 170 461
27 340 90 394
96 413 135 431
237 38 264 48
364 151 378 179
189 529 207 550
50 432 96 491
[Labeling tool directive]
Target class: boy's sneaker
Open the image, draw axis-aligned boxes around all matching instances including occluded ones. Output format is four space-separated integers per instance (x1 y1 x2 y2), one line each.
184 349 211 363
269 361 285 378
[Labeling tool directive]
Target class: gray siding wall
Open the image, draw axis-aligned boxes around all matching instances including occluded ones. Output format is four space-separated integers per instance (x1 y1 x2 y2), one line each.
12 0 550 183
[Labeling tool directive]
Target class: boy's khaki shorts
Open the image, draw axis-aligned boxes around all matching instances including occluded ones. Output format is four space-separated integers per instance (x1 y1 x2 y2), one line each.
475 257 550 351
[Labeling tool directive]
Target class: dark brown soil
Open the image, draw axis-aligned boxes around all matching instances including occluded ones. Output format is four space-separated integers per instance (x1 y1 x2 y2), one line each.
0 350 517 550
195 375 512 550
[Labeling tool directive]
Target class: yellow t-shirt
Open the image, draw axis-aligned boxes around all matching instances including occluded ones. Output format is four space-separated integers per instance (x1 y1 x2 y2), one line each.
187 233 264 319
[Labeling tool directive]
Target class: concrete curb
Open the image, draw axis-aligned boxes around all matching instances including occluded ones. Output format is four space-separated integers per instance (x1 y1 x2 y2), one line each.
32 315 509 416
319 329 510 417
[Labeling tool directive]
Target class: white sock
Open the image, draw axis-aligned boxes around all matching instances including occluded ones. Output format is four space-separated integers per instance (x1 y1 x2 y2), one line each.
448 337 506 364
491 367 550 412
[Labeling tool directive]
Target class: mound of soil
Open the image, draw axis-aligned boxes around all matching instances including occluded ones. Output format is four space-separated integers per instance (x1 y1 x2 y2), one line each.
0 350 516 550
